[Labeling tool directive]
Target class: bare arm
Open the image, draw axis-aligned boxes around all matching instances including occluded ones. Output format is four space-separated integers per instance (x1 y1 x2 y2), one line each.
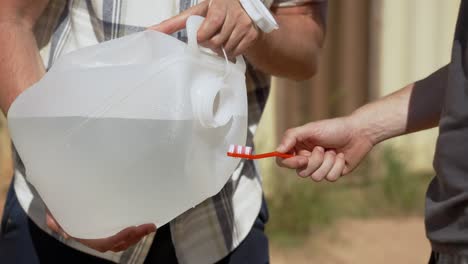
276 65 448 181
151 0 325 80
352 65 448 145
245 4 326 80
0 0 49 114
0 1 157 252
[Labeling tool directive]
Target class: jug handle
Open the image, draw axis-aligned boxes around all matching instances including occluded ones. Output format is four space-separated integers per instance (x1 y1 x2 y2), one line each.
187 15 242 128
186 16 246 73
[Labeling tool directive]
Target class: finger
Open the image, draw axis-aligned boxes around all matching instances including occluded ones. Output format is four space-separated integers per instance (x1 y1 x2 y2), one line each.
224 13 254 54
46 211 70 239
108 230 140 252
109 224 156 252
277 155 308 169
126 224 156 246
148 2 209 34
46 212 61 233
231 28 258 57
140 223 157 234
107 224 155 245
310 150 336 181
223 27 247 56
276 128 302 154
199 40 223 55
326 153 345 182
198 0 228 42
297 149 312 157
276 148 310 168
110 241 128 252
79 223 157 253
297 146 325 178
81 226 137 252
206 11 236 51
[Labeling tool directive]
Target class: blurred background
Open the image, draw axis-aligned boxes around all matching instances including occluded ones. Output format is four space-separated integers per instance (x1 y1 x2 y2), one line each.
0 0 461 263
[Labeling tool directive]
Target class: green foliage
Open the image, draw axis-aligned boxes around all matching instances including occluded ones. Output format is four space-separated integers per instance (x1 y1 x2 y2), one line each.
373 147 432 214
267 176 337 246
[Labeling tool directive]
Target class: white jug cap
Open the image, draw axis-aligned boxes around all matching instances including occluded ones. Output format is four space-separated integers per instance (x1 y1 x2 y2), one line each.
239 0 279 33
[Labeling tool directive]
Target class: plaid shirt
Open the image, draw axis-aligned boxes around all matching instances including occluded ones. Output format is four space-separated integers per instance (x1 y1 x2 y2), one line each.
12 0 325 263
430 252 468 264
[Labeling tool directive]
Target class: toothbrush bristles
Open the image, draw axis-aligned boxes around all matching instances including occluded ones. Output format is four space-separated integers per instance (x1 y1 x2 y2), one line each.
228 145 253 155
227 144 294 159
236 145 243 154
245 146 252 155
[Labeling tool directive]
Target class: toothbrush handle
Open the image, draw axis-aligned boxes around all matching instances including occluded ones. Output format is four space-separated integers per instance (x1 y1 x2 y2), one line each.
254 151 293 159
271 152 294 159
227 151 293 160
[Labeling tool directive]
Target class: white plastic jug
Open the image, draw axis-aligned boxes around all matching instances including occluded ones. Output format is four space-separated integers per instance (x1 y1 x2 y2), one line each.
7 16 247 239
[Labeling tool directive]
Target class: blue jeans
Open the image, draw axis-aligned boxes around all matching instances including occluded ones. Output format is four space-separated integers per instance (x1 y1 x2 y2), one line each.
0 179 270 264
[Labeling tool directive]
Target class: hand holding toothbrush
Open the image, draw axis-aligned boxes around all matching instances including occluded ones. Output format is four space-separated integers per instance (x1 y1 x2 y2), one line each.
275 117 375 182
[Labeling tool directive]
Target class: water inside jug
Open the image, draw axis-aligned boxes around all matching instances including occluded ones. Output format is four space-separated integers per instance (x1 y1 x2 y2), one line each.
7 16 248 238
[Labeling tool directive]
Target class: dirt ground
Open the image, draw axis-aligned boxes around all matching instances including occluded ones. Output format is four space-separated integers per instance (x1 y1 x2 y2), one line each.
271 217 430 264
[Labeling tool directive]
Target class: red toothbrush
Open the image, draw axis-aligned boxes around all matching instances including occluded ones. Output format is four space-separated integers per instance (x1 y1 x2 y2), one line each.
227 144 294 160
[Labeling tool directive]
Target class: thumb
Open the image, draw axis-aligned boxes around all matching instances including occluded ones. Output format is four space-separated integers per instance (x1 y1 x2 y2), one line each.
276 123 321 153
148 2 209 34
276 126 305 153
46 210 70 239
46 212 60 233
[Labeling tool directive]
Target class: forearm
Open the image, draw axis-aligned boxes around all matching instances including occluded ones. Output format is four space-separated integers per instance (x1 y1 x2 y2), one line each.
350 65 448 145
245 4 325 80
0 1 49 115
0 22 45 114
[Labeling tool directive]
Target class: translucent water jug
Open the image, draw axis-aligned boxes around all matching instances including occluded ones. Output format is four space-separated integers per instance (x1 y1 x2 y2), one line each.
7 16 247 239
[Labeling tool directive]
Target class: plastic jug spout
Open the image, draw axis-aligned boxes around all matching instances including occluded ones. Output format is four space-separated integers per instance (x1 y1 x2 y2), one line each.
192 76 233 128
